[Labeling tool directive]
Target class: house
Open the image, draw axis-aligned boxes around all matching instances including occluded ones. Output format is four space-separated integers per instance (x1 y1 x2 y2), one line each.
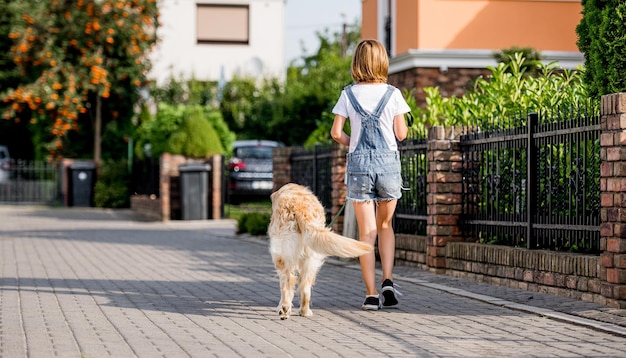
149 0 285 85
361 0 584 103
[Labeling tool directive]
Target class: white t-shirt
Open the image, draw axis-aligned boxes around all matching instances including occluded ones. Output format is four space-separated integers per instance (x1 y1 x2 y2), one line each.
332 83 410 153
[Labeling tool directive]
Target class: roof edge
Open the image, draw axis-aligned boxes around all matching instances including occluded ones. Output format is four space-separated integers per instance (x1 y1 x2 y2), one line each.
389 49 584 74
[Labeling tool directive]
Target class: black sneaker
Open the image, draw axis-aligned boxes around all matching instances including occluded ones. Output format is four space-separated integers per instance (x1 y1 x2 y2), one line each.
381 279 399 307
361 295 381 310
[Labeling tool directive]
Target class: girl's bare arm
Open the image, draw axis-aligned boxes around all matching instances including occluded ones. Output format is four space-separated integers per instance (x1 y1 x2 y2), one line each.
330 114 350 146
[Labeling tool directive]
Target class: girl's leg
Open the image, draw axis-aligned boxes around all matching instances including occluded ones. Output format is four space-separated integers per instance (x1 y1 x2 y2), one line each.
352 201 378 296
376 199 398 282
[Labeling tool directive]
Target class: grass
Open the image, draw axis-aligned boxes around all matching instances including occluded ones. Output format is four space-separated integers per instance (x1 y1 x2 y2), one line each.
224 200 271 221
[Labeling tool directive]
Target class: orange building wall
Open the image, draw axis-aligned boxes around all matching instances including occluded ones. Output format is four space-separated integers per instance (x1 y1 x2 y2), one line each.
363 0 583 56
396 0 419 54
361 0 378 40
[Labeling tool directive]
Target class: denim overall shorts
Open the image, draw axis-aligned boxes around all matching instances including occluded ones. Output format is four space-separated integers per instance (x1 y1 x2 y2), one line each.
345 85 402 202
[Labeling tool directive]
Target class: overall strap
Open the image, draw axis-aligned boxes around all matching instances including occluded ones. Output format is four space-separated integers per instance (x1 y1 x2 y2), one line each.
372 85 395 118
344 85 368 118
344 85 396 119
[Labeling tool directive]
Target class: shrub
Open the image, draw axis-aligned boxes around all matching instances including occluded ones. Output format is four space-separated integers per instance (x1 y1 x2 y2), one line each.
167 106 224 158
134 103 234 159
94 160 131 208
237 212 270 236
416 53 597 128
576 0 626 100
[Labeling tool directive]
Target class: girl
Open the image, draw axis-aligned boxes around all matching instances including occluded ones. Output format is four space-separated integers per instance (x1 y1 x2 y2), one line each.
330 39 410 310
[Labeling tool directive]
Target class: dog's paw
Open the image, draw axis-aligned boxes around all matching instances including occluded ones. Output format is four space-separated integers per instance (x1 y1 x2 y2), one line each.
278 304 292 320
299 307 313 317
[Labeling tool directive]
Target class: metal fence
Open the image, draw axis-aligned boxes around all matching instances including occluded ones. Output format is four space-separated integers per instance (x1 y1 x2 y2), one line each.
290 144 333 220
132 158 160 197
287 140 429 235
396 138 428 235
0 160 61 204
461 111 601 253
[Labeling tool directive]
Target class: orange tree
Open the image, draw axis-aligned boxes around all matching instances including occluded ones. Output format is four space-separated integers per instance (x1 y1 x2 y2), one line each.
1 0 159 161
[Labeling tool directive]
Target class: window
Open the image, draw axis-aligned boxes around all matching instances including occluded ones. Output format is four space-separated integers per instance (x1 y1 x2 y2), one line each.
197 4 249 44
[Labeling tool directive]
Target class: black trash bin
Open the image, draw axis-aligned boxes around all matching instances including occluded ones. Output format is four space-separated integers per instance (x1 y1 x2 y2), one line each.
68 161 96 207
179 163 212 220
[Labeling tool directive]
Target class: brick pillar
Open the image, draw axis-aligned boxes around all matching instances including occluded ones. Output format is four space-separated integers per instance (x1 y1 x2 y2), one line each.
599 93 626 308
426 126 464 273
211 155 223 219
160 153 172 221
272 146 292 192
330 142 348 233
159 153 187 221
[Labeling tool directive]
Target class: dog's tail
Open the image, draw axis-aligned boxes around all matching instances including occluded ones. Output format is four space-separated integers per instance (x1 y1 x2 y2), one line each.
304 225 373 258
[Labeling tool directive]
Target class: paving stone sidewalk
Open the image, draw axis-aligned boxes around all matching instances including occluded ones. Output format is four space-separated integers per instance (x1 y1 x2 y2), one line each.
390 265 626 330
1 205 626 357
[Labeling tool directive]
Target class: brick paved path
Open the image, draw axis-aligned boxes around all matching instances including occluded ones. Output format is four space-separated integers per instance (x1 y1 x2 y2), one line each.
1 206 626 357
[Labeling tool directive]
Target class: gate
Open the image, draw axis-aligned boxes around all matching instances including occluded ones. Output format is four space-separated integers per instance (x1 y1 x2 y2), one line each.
0 160 62 204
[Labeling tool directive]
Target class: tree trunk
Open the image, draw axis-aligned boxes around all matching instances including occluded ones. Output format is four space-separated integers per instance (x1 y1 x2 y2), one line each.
94 96 102 165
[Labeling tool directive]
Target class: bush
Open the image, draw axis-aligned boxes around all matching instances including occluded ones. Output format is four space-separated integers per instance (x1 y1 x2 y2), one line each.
416 53 596 128
237 212 270 236
134 103 234 159
167 106 224 158
94 160 131 208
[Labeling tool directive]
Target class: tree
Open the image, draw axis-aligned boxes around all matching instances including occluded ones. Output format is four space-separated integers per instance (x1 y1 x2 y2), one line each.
0 0 22 92
271 24 360 146
212 23 360 147
576 0 626 99
0 0 34 159
1 0 159 161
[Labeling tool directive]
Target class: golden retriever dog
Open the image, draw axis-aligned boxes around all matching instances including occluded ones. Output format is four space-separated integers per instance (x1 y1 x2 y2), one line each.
268 183 373 320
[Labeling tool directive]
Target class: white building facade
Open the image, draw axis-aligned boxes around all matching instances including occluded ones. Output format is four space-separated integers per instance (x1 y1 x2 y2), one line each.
149 0 285 85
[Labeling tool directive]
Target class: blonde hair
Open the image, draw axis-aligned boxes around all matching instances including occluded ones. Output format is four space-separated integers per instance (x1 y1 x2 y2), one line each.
351 39 389 84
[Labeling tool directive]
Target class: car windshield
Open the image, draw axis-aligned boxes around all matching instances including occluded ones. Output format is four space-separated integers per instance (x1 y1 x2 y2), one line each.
235 146 273 159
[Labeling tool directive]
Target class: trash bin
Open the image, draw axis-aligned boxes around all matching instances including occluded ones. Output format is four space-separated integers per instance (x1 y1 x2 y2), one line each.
179 163 212 220
68 161 96 207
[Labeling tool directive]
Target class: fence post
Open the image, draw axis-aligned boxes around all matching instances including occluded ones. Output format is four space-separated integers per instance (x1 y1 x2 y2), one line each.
272 146 292 192
426 126 464 272
160 153 172 221
526 113 538 249
599 92 626 308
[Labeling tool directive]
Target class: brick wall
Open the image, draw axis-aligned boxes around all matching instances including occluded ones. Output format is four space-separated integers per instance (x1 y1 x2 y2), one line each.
389 67 492 106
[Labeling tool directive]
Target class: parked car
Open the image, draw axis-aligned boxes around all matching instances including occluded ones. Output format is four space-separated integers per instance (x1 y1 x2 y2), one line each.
227 140 283 203
0 145 11 183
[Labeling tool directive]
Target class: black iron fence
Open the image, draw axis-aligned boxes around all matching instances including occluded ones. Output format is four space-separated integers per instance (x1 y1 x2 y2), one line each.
461 111 601 253
396 138 428 235
132 157 160 197
290 144 333 220
0 160 61 204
